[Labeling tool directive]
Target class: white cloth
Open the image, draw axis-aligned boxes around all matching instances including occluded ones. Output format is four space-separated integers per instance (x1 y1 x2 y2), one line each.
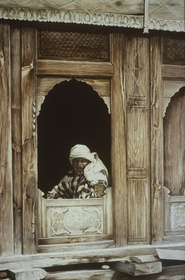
69 144 108 185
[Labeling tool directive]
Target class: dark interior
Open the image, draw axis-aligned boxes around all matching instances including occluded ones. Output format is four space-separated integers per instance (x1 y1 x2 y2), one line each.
37 78 111 194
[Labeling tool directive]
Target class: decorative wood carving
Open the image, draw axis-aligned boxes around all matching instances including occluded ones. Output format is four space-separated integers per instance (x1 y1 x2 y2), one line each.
0 5 184 32
171 202 185 230
148 18 184 33
48 205 103 237
0 6 143 29
164 187 185 233
38 188 112 240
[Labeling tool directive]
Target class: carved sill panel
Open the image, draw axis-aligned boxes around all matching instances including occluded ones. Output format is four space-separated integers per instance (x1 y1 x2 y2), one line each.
38 188 113 240
48 206 103 237
171 202 185 231
164 187 185 234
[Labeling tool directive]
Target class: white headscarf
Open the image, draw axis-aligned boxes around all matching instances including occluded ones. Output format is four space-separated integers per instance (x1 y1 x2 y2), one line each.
69 144 108 185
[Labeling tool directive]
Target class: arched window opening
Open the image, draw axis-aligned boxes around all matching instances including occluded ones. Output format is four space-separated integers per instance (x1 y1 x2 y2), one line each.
37 78 111 195
164 86 185 196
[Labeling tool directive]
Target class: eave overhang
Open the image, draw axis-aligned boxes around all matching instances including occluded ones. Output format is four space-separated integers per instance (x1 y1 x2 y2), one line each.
0 5 184 33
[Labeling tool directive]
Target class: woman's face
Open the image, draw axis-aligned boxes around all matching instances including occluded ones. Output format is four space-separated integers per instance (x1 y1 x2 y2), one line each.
72 157 90 174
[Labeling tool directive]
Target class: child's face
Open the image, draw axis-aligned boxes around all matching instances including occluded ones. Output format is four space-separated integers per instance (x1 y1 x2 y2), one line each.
72 157 90 174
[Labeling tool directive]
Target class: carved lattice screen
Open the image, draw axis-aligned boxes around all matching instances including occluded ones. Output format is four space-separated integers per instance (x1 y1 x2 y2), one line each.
163 37 185 65
37 30 110 61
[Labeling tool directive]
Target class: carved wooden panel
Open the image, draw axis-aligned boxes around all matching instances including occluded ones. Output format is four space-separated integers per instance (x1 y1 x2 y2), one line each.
164 187 185 234
171 202 185 231
127 179 149 243
36 77 111 115
127 107 148 171
125 37 150 244
38 188 112 241
47 205 103 237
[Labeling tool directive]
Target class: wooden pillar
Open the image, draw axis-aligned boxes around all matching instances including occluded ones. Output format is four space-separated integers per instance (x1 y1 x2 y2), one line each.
125 36 150 244
11 24 22 254
21 27 37 254
150 36 163 244
111 33 127 246
0 24 14 256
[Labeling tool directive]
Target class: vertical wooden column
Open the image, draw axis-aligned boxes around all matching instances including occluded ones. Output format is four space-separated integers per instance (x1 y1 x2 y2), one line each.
150 36 163 244
11 25 22 254
125 36 150 244
21 27 37 254
0 24 14 256
111 34 127 246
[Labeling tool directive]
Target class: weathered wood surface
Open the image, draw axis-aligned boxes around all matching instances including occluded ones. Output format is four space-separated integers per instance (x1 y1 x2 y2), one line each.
157 249 185 261
21 27 37 254
45 269 114 280
125 36 150 244
129 254 159 263
2 265 185 280
163 80 185 117
36 60 113 77
37 77 111 114
8 268 47 280
44 264 185 280
110 33 127 247
0 271 8 279
162 65 185 79
114 261 162 276
38 188 113 242
37 77 110 97
1 244 185 271
11 25 22 255
38 240 115 254
150 36 163 245
0 246 159 270
44 265 185 280
0 23 14 256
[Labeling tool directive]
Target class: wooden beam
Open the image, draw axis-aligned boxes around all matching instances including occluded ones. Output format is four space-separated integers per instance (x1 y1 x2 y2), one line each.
114 261 162 276
125 36 150 244
0 23 14 256
130 254 159 263
45 269 114 280
21 27 37 254
110 33 127 247
150 36 163 244
157 249 185 261
11 25 22 255
8 268 47 280
162 65 185 80
36 60 113 78
0 244 185 271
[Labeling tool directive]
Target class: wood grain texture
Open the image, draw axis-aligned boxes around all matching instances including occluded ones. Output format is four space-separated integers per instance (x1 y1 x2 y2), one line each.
150 36 163 244
115 261 162 276
11 25 22 255
0 23 14 256
125 36 150 244
36 60 113 77
21 27 37 254
110 33 127 247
